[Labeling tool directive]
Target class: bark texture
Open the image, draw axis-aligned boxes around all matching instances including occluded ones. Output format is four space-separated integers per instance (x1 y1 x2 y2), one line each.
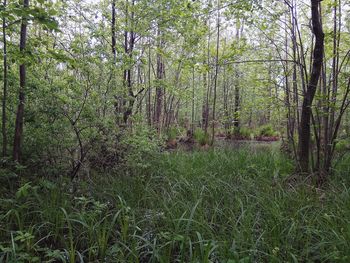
13 0 29 162
298 0 324 172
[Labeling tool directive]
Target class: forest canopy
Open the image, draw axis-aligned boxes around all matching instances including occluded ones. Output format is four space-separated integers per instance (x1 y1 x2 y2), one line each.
1 0 349 175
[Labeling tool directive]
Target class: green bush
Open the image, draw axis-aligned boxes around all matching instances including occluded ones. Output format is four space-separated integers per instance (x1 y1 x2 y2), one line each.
228 127 254 140
335 138 350 152
239 127 250 138
194 128 209 145
166 126 178 141
257 124 279 137
239 127 254 139
166 126 185 141
121 125 162 170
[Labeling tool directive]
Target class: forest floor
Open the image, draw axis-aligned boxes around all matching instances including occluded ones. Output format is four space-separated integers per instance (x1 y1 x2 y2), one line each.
1 146 350 262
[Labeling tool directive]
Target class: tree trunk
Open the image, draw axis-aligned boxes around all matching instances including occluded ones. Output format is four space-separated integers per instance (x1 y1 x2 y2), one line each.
111 0 116 61
147 37 152 126
13 0 29 162
123 0 135 125
204 19 211 135
291 0 300 132
154 29 164 132
223 60 229 135
321 0 341 174
233 70 240 129
2 0 8 157
202 60 208 130
233 21 241 131
191 67 195 134
298 0 324 173
211 0 220 145
284 10 291 143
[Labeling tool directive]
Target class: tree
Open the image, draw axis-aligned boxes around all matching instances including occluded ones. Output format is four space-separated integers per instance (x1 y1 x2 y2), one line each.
297 0 324 173
13 0 29 162
211 0 220 145
2 0 8 157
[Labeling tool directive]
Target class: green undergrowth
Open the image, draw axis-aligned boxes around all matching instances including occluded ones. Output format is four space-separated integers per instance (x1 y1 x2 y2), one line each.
1 148 350 262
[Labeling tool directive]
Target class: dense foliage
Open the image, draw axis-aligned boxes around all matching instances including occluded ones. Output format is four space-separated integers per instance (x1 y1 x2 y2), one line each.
2 147 350 262
1 0 350 262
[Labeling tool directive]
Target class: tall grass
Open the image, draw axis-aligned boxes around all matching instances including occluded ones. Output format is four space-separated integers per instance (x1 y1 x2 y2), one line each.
1 147 350 262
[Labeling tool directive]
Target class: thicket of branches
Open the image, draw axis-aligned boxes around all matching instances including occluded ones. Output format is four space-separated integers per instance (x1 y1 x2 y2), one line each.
1 0 350 181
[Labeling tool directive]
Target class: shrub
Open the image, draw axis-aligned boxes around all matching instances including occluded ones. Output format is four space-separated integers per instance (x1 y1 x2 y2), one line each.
194 128 209 145
166 127 178 141
257 124 279 137
239 127 254 139
121 125 162 170
228 127 254 140
335 138 350 152
166 126 185 141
